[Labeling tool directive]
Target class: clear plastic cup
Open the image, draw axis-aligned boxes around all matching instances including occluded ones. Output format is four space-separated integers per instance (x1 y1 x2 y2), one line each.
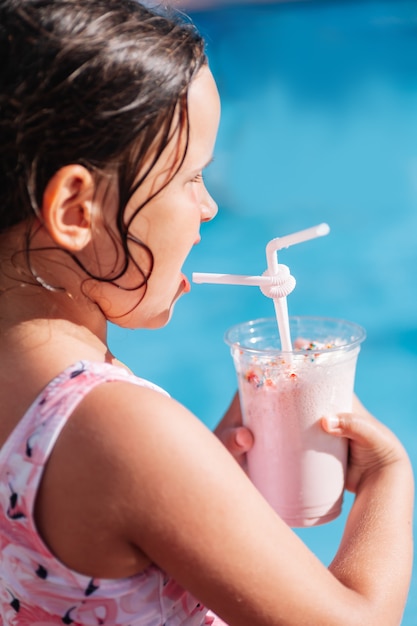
225 316 366 527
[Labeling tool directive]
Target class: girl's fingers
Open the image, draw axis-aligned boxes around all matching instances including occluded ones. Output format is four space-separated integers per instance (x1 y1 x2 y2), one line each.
220 426 254 460
322 412 393 449
321 412 407 493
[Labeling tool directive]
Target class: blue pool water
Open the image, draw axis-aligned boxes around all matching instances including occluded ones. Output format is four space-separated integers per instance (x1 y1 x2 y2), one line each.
110 1 417 622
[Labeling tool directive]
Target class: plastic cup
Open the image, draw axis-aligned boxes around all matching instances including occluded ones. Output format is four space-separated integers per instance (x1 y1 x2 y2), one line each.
225 316 366 527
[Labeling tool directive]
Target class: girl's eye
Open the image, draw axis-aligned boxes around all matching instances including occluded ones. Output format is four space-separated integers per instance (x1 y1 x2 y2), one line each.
190 173 204 183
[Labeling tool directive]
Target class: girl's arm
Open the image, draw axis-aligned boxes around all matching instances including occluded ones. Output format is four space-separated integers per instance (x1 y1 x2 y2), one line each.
217 392 414 623
39 383 413 626
325 401 414 625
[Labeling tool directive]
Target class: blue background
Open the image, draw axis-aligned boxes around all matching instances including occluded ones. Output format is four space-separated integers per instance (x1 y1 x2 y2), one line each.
110 1 417 622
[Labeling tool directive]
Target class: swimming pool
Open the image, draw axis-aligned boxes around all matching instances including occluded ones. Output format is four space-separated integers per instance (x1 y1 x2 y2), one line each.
110 1 417 622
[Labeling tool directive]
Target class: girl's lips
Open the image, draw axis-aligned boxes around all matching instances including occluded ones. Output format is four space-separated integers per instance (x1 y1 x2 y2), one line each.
181 274 191 293
173 274 191 303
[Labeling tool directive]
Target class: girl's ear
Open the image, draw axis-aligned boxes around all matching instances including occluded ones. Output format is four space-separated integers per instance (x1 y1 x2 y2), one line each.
41 165 96 251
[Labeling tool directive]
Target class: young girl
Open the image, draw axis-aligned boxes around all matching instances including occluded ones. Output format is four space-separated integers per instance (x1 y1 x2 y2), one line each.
0 1 413 624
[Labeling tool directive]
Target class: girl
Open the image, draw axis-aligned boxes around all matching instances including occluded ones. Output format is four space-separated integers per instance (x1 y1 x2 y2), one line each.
0 1 413 624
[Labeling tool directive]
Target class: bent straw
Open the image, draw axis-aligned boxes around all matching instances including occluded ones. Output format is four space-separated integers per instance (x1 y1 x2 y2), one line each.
192 223 330 351
265 223 330 351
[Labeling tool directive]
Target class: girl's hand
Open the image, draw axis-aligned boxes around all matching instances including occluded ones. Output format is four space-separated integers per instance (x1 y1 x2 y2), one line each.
322 395 410 494
214 392 254 466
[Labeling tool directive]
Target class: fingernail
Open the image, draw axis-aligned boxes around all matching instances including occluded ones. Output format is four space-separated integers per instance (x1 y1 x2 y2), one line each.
235 429 248 448
327 416 340 429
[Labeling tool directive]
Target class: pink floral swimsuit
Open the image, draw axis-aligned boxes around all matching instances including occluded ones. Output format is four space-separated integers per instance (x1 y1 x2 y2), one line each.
0 361 225 626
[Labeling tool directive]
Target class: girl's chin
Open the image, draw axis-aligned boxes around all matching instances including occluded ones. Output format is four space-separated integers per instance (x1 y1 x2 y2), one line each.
114 301 177 330
107 276 191 330
145 288 188 329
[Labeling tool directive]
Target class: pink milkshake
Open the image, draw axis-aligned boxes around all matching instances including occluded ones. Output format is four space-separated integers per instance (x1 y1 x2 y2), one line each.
225 316 366 527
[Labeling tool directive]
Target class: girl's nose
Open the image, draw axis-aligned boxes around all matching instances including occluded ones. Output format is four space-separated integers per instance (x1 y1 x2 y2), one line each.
200 188 218 223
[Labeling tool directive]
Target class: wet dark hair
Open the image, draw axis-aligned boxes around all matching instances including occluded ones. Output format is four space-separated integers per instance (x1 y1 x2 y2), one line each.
0 0 206 292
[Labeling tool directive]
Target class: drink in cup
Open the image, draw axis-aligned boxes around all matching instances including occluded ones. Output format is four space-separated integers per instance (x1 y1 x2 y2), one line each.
225 316 366 527
193 224 364 525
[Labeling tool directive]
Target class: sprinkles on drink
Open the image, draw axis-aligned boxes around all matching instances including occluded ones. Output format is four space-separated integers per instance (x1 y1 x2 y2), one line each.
242 338 342 388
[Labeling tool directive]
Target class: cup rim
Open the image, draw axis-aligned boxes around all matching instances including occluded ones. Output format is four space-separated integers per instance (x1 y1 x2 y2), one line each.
224 315 366 356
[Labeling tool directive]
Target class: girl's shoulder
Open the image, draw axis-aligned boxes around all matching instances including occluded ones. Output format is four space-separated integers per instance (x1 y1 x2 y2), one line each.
30 359 222 579
11 359 181 578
